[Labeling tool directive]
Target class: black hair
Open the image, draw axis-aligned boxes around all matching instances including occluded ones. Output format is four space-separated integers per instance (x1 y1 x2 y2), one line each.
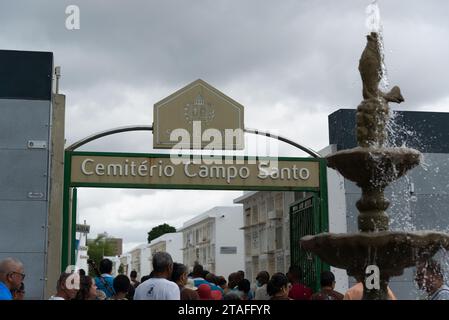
288 265 302 279
99 258 113 274
267 273 289 296
320 271 335 287
130 270 138 279
192 264 204 277
113 274 131 294
216 276 227 287
237 279 251 294
141 274 151 283
75 275 94 300
171 263 188 283
223 292 241 300
78 269 86 276
256 271 270 284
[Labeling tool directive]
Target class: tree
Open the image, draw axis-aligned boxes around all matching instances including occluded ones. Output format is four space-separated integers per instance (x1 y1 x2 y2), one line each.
147 223 177 243
117 263 125 275
87 234 116 275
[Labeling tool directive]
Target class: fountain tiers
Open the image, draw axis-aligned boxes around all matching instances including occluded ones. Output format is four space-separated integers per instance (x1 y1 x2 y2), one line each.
300 32 449 299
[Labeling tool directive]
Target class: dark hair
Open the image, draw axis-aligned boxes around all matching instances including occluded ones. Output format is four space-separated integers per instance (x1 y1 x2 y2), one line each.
78 269 86 276
192 264 204 277
228 272 239 288
141 274 151 283
99 259 113 274
113 274 131 294
130 270 138 279
237 270 245 278
288 265 302 279
202 270 210 279
421 259 444 278
171 263 188 283
152 252 173 273
56 272 72 291
256 271 270 284
223 292 241 300
205 273 216 283
320 271 335 287
237 279 251 294
75 275 94 300
267 273 289 296
216 276 227 287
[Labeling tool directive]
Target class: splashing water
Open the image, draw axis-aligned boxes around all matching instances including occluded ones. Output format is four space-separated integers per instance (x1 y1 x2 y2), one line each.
366 0 389 91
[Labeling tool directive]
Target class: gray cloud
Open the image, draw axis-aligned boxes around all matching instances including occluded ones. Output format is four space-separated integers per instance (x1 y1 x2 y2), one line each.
2 0 448 250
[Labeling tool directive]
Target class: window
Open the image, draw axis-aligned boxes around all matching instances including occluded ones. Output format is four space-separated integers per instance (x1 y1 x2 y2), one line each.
251 205 259 224
276 225 283 250
245 231 251 256
245 207 251 227
220 246 237 254
252 228 259 253
275 193 283 218
259 200 267 222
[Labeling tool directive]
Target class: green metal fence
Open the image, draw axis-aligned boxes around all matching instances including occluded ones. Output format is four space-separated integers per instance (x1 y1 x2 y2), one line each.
290 194 329 292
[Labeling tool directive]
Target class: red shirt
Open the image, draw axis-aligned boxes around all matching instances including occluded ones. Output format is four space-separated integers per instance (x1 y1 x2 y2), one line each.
288 283 313 300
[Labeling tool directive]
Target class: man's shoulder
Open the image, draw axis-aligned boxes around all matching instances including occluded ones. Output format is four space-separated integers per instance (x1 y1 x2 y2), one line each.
433 285 449 300
0 283 12 300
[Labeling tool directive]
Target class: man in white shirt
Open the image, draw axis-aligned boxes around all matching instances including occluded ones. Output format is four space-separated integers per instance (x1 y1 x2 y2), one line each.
134 252 180 300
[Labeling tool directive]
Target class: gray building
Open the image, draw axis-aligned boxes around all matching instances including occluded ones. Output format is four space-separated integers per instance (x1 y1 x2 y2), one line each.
328 109 449 299
0 50 65 299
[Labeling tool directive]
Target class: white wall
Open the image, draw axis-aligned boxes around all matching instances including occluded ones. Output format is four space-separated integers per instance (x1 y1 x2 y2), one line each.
147 232 183 275
214 206 244 279
165 233 183 263
327 165 349 294
140 245 152 278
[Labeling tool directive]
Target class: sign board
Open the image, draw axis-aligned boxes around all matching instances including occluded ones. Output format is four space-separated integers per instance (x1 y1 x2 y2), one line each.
153 79 244 150
75 224 90 234
69 152 320 191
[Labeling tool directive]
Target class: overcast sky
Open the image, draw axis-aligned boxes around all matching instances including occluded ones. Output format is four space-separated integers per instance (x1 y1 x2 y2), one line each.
2 0 449 252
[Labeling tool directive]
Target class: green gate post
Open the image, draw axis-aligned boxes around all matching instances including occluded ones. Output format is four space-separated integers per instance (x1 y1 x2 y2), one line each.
71 187 78 266
61 150 72 272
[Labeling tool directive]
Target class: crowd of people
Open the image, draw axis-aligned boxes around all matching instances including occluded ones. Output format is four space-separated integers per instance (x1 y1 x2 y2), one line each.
1 254 448 300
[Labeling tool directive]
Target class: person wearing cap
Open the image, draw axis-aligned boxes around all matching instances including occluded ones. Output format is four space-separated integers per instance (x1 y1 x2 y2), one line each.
171 263 199 300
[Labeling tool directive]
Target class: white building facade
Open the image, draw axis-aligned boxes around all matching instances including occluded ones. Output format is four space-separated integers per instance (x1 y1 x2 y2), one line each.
180 206 244 279
148 232 183 273
233 191 295 283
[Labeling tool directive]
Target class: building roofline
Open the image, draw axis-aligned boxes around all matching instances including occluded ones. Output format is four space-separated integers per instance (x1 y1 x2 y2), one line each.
178 206 242 231
148 232 181 246
233 191 259 204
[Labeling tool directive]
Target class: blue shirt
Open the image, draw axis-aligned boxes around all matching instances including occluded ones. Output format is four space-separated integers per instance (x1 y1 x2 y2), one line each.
0 281 12 300
193 278 209 288
95 274 115 298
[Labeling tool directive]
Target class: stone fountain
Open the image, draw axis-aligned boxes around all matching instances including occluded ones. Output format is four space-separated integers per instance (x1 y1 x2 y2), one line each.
300 32 449 299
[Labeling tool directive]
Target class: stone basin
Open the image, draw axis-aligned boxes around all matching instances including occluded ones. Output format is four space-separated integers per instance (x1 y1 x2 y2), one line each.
300 231 449 277
326 147 422 188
